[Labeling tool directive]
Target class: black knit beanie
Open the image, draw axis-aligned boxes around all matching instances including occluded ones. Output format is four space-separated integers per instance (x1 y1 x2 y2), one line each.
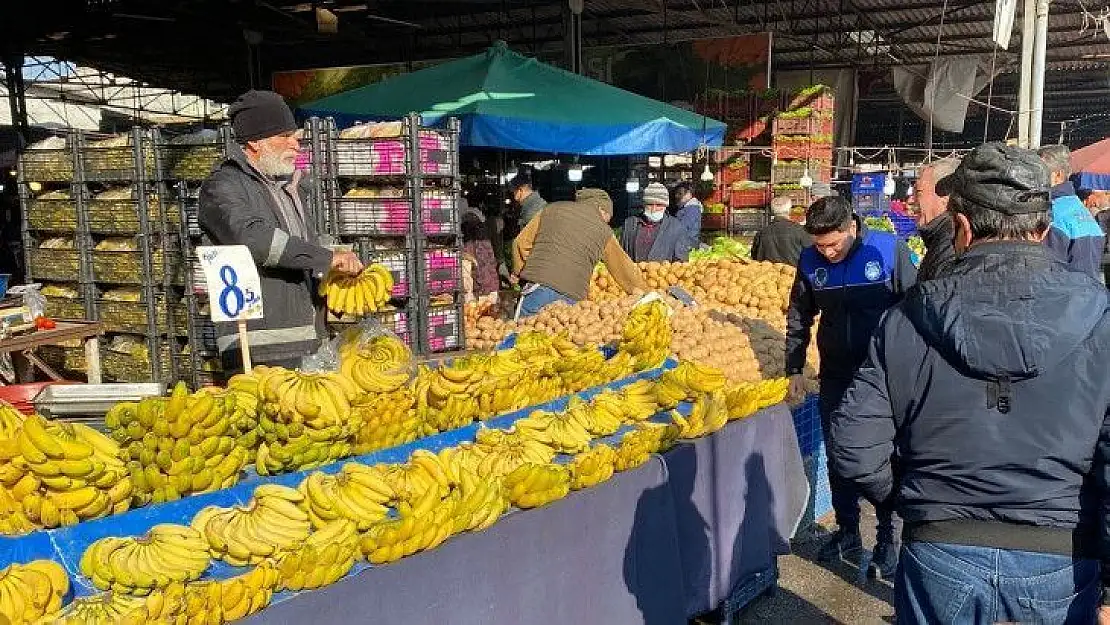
229 90 298 143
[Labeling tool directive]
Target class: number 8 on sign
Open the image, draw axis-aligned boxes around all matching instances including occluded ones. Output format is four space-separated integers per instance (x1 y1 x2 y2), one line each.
219 265 245 318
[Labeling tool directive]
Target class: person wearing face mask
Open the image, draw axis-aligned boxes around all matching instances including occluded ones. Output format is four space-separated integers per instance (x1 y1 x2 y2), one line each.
199 90 362 372
619 182 695 263
784 195 917 579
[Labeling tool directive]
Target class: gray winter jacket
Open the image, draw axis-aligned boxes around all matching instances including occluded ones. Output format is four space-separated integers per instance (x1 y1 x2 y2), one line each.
198 145 332 368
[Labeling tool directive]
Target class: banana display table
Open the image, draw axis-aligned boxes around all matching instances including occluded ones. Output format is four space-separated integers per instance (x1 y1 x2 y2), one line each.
244 404 806 624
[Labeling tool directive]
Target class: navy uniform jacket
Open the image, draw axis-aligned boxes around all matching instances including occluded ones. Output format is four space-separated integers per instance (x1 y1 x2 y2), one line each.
1044 181 1105 279
785 218 918 381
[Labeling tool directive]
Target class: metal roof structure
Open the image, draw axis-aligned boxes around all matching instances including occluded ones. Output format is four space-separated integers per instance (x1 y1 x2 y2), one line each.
5 0 1110 145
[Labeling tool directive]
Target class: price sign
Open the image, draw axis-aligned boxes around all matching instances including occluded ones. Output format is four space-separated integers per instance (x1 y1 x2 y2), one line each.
196 245 263 323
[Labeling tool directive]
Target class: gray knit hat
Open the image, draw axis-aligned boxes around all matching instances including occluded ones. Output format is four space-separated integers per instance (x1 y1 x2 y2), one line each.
642 182 670 207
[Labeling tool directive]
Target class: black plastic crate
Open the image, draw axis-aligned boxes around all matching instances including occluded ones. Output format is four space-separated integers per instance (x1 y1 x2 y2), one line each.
85 190 178 235
420 189 459 235
161 142 224 181
731 209 769 231
80 135 158 182
94 290 188 335
423 248 462 295
19 147 74 182
421 302 463 354
90 240 185 286
27 237 81 283
329 130 455 178
348 243 414 299
333 191 412 236
25 192 78 232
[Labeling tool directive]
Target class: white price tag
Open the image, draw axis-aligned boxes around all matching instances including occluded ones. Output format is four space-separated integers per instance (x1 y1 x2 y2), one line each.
196 245 264 323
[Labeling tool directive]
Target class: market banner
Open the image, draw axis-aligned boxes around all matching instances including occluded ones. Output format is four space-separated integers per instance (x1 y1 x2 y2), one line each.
273 60 442 107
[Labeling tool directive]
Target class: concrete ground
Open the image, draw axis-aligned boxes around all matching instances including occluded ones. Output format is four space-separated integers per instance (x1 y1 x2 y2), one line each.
733 503 895 625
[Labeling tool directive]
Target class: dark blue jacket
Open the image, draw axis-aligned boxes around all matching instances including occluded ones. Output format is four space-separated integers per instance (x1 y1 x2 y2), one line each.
830 242 1110 561
619 214 695 263
785 218 917 380
1045 181 1105 279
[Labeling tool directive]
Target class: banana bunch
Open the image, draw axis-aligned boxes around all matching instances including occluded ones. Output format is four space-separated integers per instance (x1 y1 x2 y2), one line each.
41 592 146 624
568 444 617 490
320 263 394 316
671 391 729 439
415 366 480 434
656 361 727 409
299 466 393 530
612 381 661 422
0 487 34 535
447 428 557 480
351 387 421 455
141 563 281 624
619 301 673 370
192 485 312 567
339 334 413 395
0 401 24 441
208 373 264 459
756 377 790 409
0 559 68 624
118 385 246 505
514 408 593 453
358 485 455 565
258 368 358 429
443 464 508 534
254 435 351 476
275 519 360 591
80 524 210 595
724 383 761 420
614 423 679 472
502 463 571 509
13 414 133 527
379 450 453 500
565 396 623 438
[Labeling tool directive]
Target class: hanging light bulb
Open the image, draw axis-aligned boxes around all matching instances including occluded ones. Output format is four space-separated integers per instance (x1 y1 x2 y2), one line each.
568 165 583 182
799 168 813 189
700 163 714 182
883 174 896 196
625 176 640 193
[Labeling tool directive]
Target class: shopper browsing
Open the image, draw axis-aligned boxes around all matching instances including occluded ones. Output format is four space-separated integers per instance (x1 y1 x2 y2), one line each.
750 196 809 266
1038 144 1105 278
829 143 1110 624
198 90 362 372
913 157 960 281
784 196 917 579
512 188 646 318
619 183 696 262
671 181 703 238
509 167 547 227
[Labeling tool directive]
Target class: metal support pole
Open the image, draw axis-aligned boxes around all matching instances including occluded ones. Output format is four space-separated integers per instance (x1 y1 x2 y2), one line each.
3 55 29 145
1017 0 1035 147
564 0 583 73
1029 0 1049 147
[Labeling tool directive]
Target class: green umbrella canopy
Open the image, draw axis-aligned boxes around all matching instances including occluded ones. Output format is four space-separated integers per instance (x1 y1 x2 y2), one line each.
299 42 726 155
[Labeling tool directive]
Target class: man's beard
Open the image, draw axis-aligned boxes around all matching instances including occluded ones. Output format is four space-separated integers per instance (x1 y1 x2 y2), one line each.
256 148 296 177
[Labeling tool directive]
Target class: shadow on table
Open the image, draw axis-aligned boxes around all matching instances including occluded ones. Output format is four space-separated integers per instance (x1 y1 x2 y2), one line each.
623 446 709 625
731 587 849 625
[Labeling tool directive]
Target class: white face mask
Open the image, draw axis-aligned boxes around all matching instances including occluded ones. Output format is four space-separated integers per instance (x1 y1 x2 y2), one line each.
644 210 664 223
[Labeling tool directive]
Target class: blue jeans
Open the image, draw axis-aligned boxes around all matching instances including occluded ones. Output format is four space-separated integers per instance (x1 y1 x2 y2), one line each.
516 284 575 318
896 541 1100 625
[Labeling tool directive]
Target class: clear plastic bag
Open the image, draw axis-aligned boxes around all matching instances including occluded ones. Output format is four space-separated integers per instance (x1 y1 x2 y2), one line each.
22 285 46 320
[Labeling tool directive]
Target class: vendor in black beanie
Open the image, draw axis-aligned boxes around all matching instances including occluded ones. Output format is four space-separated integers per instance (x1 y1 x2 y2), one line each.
197 90 363 373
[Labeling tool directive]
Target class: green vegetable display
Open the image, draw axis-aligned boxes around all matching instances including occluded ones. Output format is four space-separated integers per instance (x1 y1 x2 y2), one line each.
689 237 751 261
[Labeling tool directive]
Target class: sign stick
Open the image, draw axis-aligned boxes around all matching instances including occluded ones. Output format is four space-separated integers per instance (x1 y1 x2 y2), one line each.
238 319 253 373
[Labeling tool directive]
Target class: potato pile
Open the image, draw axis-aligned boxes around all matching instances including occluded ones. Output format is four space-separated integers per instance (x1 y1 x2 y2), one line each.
468 316 516 351
589 260 795 329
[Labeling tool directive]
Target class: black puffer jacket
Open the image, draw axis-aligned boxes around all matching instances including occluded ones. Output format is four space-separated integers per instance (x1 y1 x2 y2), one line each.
915 212 957 281
198 145 332 368
831 241 1110 563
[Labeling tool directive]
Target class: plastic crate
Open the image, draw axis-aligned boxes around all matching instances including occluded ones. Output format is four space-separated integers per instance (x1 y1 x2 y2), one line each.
772 117 834 136
331 131 455 178
371 306 414 347
862 210 918 238
702 212 729 231
853 192 888 213
26 196 78 232
28 247 81 282
731 209 768 231
95 297 188 335
44 293 86 319
420 189 459 235
81 144 157 182
0 382 73 414
350 244 413 299
422 303 463 353
333 194 412 236
19 148 74 182
788 90 835 111
91 248 185 285
160 142 224 181
771 143 834 162
728 188 769 208
424 249 462 295
85 194 179 235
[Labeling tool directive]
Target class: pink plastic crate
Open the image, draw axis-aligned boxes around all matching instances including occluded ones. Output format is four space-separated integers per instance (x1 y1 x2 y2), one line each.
335 197 412 236
424 305 461 352
424 250 461 295
421 191 458 235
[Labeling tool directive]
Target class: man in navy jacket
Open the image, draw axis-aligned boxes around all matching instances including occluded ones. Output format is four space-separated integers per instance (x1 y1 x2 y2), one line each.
1038 145 1105 278
784 196 917 578
830 143 1110 624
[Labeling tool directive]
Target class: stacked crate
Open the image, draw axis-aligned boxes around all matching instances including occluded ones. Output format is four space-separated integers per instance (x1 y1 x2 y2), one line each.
321 114 463 354
771 87 835 210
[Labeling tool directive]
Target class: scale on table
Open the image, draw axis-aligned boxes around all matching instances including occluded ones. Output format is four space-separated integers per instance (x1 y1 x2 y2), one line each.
34 383 165 430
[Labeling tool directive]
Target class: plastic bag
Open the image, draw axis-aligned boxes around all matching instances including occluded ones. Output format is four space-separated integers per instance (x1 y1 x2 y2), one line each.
22 285 45 320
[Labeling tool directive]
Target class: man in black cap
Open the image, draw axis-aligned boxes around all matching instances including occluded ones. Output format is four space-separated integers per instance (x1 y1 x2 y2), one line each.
829 143 1110 624
199 90 362 372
